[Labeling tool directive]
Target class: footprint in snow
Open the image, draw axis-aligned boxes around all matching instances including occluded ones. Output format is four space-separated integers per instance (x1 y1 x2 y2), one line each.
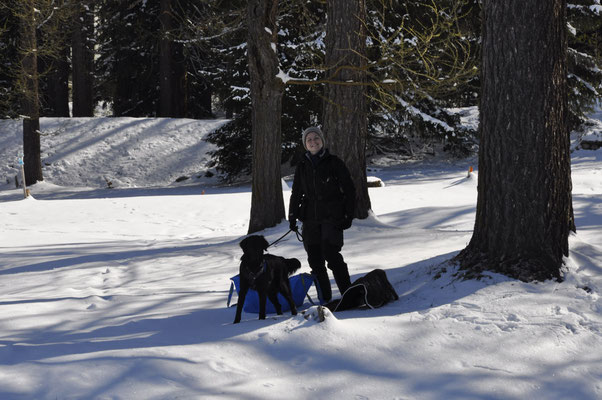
208 360 248 376
291 354 311 366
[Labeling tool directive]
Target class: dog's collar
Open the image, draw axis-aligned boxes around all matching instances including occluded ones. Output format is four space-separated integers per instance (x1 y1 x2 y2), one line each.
248 259 268 285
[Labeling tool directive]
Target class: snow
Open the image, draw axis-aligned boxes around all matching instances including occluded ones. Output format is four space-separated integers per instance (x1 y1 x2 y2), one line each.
578 106 602 144
276 68 291 83
1 113 601 399
396 96 455 132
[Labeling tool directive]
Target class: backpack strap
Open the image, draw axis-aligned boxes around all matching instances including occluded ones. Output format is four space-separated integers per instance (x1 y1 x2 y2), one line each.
227 279 236 308
300 273 317 306
332 283 374 313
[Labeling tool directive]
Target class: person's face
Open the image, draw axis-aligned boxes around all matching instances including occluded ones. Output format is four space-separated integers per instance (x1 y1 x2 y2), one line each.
305 132 323 155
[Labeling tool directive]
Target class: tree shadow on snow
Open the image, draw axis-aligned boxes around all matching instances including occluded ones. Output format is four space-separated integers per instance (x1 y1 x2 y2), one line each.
327 251 501 321
0 181 251 202
0 237 241 276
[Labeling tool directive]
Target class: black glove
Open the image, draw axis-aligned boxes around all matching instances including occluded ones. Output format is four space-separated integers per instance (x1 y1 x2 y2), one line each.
340 217 353 230
289 218 298 232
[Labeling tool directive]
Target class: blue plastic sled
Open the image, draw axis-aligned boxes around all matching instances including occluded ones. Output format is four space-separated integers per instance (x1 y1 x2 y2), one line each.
227 273 316 314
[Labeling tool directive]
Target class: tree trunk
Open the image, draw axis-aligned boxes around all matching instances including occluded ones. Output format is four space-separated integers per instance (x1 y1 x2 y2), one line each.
20 0 43 185
198 83 212 118
43 46 70 117
456 0 573 282
247 0 286 234
159 0 175 117
323 0 370 219
72 1 94 117
159 0 187 118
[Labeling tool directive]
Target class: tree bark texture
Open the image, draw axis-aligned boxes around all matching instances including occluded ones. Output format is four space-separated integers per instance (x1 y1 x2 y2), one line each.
20 0 43 185
457 0 573 282
323 0 371 219
72 1 94 117
247 0 286 234
159 0 187 118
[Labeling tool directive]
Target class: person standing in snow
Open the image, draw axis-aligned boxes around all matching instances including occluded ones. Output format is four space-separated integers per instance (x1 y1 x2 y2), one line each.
288 126 356 302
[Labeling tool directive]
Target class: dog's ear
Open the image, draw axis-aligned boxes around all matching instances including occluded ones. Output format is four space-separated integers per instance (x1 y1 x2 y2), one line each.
260 236 269 251
239 236 252 254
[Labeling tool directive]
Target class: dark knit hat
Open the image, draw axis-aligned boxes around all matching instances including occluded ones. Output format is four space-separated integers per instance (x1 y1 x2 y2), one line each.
302 126 325 150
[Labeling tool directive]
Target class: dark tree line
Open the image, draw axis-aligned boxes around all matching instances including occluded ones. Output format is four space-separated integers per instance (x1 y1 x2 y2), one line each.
1 1 599 130
1 1 599 123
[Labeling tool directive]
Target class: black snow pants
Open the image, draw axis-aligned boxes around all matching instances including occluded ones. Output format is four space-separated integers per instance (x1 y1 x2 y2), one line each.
302 221 351 303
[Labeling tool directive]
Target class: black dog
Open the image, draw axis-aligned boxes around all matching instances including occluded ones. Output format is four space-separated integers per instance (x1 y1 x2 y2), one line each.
233 235 301 324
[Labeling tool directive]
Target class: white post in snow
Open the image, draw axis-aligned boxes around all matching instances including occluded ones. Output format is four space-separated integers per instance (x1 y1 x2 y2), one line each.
17 153 28 198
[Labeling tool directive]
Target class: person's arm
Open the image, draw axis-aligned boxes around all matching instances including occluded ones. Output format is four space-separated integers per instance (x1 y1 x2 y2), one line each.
336 159 355 227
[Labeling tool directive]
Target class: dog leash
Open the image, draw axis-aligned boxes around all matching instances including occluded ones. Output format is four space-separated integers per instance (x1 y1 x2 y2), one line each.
267 228 303 248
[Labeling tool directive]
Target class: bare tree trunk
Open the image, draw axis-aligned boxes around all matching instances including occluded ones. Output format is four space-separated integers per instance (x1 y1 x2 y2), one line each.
46 47 70 117
159 0 187 117
247 0 285 234
159 0 175 117
456 0 573 282
20 0 43 185
39 40 70 118
323 0 370 219
72 0 94 117
198 83 212 118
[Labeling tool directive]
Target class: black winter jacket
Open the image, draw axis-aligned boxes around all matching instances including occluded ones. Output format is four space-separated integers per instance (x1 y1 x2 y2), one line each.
288 149 355 225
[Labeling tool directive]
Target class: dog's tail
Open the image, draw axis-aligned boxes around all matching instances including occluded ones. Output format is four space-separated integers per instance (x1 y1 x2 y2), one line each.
285 258 302 276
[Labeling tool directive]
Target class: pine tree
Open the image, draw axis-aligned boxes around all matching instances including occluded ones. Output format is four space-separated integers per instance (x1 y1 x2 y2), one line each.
37 0 72 117
567 1 602 127
456 0 574 282
0 1 20 118
204 0 326 180
364 0 480 158
96 0 161 116
323 0 370 219
196 0 599 184
196 0 254 179
72 0 95 117
247 0 286 233
18 0 43 185
204 0 480 181
159 0 186 117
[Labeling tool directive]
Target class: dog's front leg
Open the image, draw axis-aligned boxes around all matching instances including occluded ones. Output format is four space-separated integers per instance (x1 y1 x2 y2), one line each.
258 292 267 320
234 285 249 324
281 283 298 316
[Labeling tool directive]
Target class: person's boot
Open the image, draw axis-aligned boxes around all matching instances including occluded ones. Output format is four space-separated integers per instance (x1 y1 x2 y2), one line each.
332 263 352 294
312 271 332 303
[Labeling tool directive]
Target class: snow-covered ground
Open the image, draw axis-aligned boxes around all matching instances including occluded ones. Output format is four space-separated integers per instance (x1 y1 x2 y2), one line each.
0 112 601 399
